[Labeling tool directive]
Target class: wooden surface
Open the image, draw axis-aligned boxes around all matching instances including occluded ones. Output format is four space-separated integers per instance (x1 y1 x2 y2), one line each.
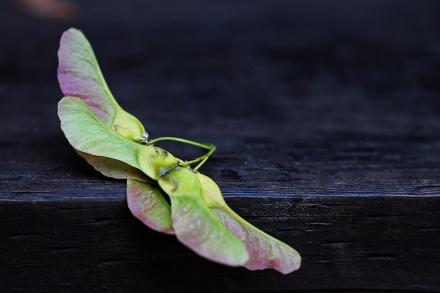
1 1 440 292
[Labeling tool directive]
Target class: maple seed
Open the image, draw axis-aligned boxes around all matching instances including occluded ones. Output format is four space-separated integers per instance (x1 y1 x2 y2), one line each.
57 28 301 274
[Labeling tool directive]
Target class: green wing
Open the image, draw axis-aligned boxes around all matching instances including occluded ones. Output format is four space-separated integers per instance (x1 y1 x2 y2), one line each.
58 96 177 180
76 150 147 181
159 167 249 266
127 179 173 234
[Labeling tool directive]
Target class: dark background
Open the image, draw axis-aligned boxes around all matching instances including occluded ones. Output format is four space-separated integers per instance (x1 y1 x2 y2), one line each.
1 1 440 292
2 0 440 196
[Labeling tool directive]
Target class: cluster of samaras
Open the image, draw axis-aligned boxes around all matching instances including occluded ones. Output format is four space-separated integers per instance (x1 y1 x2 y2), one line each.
57 28 300 274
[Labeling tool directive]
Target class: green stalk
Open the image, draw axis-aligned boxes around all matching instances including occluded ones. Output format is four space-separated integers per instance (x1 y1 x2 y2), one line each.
148 137 216 171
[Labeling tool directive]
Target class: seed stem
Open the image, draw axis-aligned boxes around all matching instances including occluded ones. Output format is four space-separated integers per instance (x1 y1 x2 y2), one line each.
148 136 216 171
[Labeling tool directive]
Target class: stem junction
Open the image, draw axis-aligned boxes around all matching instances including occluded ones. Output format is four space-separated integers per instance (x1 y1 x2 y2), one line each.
147 137 216 171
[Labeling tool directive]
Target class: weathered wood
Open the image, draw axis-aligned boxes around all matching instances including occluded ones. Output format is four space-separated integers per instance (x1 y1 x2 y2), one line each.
1 197 439 292
1 1 440 291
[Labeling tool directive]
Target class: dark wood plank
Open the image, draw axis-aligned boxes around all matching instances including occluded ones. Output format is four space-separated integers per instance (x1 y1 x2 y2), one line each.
1 0 440 291
1 197 440 292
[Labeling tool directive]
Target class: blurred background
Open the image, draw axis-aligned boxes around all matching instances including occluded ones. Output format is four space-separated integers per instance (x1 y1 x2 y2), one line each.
2 0 440 139
2 0 440 194
1 0 440 194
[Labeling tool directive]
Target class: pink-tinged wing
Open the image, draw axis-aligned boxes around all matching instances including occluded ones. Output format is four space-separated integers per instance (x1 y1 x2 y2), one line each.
197 173 301 274
158 167 249 267
212 208 301 274
127 179 174 234
58 28 146 142
58 28 116 124
76 151 174 234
